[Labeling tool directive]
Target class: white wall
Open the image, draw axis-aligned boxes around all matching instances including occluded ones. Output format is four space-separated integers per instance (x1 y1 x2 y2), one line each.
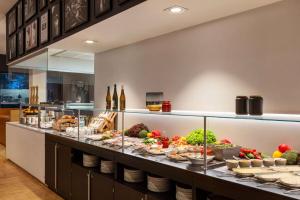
95 0 300 153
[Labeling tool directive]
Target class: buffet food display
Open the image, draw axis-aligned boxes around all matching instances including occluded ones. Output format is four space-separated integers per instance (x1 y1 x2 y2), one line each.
18 104 300 197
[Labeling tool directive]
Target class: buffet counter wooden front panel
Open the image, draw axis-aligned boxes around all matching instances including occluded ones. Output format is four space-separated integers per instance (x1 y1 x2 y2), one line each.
6 122 45 183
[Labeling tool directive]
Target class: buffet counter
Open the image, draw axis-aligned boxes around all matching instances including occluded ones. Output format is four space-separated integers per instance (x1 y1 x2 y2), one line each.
5 122 300 200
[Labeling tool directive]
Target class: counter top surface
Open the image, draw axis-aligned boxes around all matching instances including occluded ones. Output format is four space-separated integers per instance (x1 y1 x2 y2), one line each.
9 123 300 200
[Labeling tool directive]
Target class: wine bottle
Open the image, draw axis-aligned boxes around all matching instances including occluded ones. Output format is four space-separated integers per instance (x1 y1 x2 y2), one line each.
106 86 111 110
112 84 118 110
120 85 126 111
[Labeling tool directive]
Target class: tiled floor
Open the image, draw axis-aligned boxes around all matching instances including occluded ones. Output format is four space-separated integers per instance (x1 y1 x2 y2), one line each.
0 145 62 200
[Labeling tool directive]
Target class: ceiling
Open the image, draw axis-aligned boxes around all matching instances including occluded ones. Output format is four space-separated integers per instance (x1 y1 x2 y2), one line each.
50 0 282 54
0 0 17 54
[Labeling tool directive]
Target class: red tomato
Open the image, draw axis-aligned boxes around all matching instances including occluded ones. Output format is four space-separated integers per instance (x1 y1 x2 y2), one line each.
278 144 291 153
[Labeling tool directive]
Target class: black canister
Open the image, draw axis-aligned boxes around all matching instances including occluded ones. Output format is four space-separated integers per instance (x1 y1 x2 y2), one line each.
249 96 263 115
235 96 248 115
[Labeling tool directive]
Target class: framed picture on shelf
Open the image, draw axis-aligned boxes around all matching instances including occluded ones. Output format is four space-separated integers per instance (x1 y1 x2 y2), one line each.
95 0 111 17
40 0 47 10
64 0 88 32
25 19 38 51
40 11 49 44
18 30 24 56
8 8 17 35
9 35 17 60
24 0 37 21
17 1 23 28
51 2 60 39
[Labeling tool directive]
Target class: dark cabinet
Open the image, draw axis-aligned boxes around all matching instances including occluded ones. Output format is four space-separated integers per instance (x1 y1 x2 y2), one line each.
71 163 89 200
91 172 114 200
45 140 72 199
71 164 114 200
45 140 56 190
114 182 145 200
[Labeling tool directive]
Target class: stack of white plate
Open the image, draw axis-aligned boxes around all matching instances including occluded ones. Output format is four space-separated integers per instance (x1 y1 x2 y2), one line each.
100 160 114 174
147 175 170 193
83 153 99 167
176 185 192 200
124 168 144 183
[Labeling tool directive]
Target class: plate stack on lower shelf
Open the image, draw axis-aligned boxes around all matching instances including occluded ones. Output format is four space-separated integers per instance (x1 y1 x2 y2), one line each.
147 175 171 193
100 160 114 174
124 168 144 183
83 153 99 167
176 185 192 200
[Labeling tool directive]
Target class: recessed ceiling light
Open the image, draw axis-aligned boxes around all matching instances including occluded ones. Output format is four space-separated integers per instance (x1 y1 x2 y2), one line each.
165 5 188 14
85 40 96 44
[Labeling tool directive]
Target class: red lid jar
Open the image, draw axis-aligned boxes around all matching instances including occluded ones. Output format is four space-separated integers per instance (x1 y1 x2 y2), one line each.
162 101 171 112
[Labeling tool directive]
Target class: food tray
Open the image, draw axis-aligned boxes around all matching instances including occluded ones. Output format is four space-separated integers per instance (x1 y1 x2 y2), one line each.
255 172 294 182
232 167 273 177
270 165 300 172
279 176 300 188
212 146 241 161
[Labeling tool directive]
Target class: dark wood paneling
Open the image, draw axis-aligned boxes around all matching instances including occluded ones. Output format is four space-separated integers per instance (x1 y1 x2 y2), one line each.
0 55 8 73
57 143 72 200
6 0 146 64
114 181 145 200
71 163 89 200
45 139 56 190
91 172 114 200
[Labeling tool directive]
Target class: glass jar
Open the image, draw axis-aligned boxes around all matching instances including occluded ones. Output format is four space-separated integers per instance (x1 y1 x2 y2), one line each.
162 101 171 112
249 96 263 115
235 96 248 115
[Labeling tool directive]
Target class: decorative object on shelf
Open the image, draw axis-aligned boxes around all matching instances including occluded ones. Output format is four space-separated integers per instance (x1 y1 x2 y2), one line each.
147 104 162 112
40 11 49 44
106 86 111 110
8 8 17 35
29 86 39 104
235 96 248 115
64 0 88 32
18 30 24 56
95 0 111 17
249 96 263 115
8 35 17 60
124 168 144 183
51 2 61 39
17 1 23 28
120 85 126 111
25 19 38 51
83 153 99 167
39 0 47 10
112 84 118 110
146 92 163 106
147 174 171 193
24 0 37 22
162 101 171 112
